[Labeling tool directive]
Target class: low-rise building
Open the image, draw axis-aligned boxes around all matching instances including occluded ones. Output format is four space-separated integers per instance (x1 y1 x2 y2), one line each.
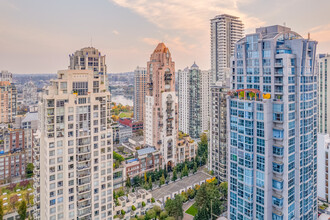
125 147 162 179
119 118 143 134
114 189 153 219
0 125 33 183
176 134 198 164
119 124 133 144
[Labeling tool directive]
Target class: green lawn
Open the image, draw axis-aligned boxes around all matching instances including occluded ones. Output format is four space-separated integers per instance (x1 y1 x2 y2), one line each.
185 203 198 216
119 112 132 118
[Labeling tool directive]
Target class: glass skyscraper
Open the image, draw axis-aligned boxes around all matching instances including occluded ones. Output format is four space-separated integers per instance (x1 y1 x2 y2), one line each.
227 25 317 220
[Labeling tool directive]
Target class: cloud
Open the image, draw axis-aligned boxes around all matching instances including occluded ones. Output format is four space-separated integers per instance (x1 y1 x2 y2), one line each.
109 0 264 34
309 24 330 43
0 0 20 11
112 30 120 35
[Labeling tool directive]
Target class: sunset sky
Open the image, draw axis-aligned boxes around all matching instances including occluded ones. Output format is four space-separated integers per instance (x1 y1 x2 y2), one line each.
0 0 329 74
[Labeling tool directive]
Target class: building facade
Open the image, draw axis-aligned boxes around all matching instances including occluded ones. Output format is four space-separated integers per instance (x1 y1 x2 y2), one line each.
228 25 317 220
178 63 210 138
114 189 153 219
22 81 38 105
318 54 330 134
119 124 132 144
210 14 243 83
0 73 17 123
208 83 228 183
134 67 147 121
144 43 178 168
317 133 330 202
119 118 143 134
176 134 198 164
125 147 162 179
0 125 33 183
34 47 114 220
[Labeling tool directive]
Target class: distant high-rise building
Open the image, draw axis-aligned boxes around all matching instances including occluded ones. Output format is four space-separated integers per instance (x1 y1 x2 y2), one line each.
208 82 228 183
210 14 243 83
144 43 178 167
23 80 38 105
178 63 210 138
228 25 317 220
0 71 17 123
34 47 113 220
318 54 330 134
0 70 13 83
133 67 147 121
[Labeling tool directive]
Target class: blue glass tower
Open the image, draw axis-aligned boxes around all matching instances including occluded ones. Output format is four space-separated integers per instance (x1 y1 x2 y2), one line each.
227 25 317 220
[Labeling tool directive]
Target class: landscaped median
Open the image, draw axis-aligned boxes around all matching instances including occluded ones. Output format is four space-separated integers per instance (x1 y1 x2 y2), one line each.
185 203 198 216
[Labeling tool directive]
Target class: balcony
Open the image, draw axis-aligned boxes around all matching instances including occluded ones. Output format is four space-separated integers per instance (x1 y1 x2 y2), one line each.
274 62 283 68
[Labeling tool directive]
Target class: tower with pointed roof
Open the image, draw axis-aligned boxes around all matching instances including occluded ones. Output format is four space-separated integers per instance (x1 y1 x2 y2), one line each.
144 43 178 167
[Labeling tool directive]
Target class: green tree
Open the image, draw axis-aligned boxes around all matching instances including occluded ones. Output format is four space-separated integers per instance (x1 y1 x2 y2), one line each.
0 200 4 220
193 161 198 174
200 133 208 146
144 172 148 184
18 200 27 220
153 205 162 218
148 176 152 190
159 174 165 186
126 175 131 188
172 167 177 182
195 182 223 219
26 163 34 178
160 211 168 220
182 164 189 177
146 209 156 219
219 182 228 199
165 195 183 220
142 201 146 207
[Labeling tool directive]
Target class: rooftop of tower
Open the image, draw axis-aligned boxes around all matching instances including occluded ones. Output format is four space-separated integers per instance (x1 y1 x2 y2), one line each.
191 62 199 69
154 42 169 53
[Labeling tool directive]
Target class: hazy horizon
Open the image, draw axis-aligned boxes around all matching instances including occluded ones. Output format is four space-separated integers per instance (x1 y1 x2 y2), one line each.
0 0 329 74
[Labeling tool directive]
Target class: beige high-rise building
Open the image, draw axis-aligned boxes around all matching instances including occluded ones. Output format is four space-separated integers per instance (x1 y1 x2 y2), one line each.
210 14 244 83
318 54 330 134
0 71 17 123
133 67 147 121
144 43 178 167
34 47 113 220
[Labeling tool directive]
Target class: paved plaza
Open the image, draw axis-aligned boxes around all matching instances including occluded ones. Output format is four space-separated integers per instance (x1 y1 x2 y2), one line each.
151 171 212 203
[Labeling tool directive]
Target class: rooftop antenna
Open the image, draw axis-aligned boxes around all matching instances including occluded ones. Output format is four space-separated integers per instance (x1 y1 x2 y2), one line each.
90 37 93 47
283 22 286 27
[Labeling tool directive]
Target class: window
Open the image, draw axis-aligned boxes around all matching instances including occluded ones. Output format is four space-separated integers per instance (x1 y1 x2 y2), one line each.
272 162 283 173
273 129 283 139
273 146 283 156
272 179 283 190
263 77 271 84
263 85 271 92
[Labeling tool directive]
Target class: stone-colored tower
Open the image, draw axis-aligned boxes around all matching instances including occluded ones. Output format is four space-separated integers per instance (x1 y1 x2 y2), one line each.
144 43 178 167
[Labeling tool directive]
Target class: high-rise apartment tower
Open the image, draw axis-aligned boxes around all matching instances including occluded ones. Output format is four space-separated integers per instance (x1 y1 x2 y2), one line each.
210 14 243 83
227 25 317 220
178 63 210 138
133 67 147 121
144 43 178 167
34 47 113 220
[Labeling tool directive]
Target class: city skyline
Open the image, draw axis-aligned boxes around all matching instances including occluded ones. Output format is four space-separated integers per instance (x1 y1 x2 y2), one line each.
0 0 329 74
